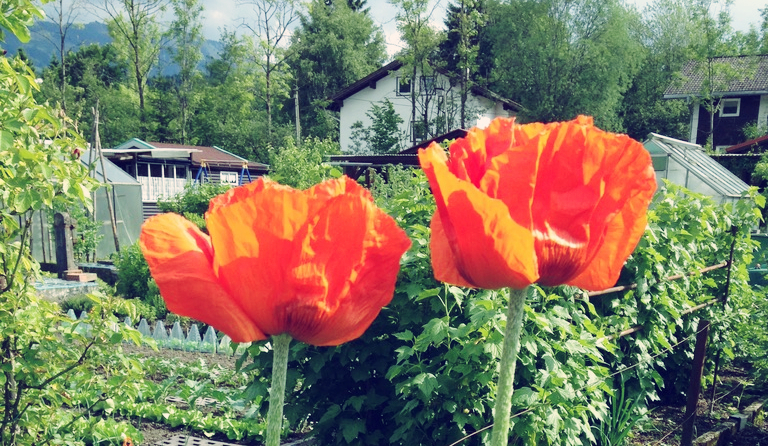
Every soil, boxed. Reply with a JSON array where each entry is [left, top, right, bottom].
[[121, 344, 767, 446], [120, 343, 247, 446], [628, 366, 768, 446]]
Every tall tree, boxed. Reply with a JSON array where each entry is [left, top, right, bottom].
[[390, 0, 443, 143], [191, 31, 268, 161], [619, 0, 702, 140], [289, 0, 386, 138], [240, 0, 300, 140], [440, 0, 486, 128], [168, 0, 204, 143], [485, 0, 643, 130], [40, 0, 85, 110], [99, 0, 167, 117], [690, 0, 743, 148]]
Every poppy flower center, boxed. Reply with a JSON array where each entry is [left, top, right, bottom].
[[533, 228, 587, 286]]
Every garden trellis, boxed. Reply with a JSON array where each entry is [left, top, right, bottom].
[[447, 230, 742, 446]]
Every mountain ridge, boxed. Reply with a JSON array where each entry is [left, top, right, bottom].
[[1, 21, 222, 76]]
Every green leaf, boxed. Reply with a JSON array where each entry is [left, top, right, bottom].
[[319, 404, 341, 424], [412, 372, 438, 399], [340, 418, 366, 443], [510, 387, 537, 406]]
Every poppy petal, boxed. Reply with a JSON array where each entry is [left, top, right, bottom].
[[206, 180, 312, 336], [429, 213, 474, 288], [288, 190, 412, 346], [139, 213, 265, 342], [419, 143, 538, 289], [568, 160, 656, 290]]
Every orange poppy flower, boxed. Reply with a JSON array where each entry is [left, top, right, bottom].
[[139, 176, 411, 346], [418, 116, 656, 291]]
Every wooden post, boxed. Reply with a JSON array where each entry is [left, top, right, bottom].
[[681, 319, 710, 446], [93, 104, 120, 253], [54, 212, 77, 279]]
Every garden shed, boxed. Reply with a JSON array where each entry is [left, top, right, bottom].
[[84, 150, 143, 259], [29, 151, 143, 264], [644, 133, 750, 204]]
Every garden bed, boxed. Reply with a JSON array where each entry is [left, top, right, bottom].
[[628, 366, 768, 446]]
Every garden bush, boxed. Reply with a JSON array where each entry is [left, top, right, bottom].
[[0, 11, 149, 441], [114, 242, 153, 300], [157, 182, 232, 217], [61, 295, 96, 315], [239, 174, 762, 446]]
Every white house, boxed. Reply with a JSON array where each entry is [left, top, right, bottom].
[[327, 60, 524, 153]]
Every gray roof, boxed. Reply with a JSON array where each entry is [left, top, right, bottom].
[[644, 133, 749, 198], [664, 55, 768, 98], [81, 149, 141, 186]]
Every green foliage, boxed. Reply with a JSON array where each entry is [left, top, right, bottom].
[[348, 99, 404, 154], [157, 181, 231, 215], [0, 8, 145, 443], [289, 0, 386, 139], [114, 242, 167, 319], [485, 0, 643, 130], [606, 182, 762, 404], [742, 121, 768, 142], [59, 205, 104, 262], [157, 182, 232, 225], [592, 374, 646, 446], [234, 175, 761, 446], [733, 285, 768, 382], [61, 294, 97, 315], [114, 242, 152, 299], [267, 136, 341, 189]]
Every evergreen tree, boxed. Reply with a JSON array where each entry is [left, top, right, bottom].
[[289, 0, 386, 139]]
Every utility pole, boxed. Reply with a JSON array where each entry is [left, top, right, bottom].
[[294, 86, 301, 145]]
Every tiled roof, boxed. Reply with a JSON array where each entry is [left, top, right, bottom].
[[725, 134, 768, 154], [664, 55, 768, 98]]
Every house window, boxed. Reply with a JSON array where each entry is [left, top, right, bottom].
[[396, 77, 411, 96], [412, 120, 428, 143], [719, 98, 741, 117], [220, 171, 239, 185], [651, 155, 668, 171], [421, 76, 437, 94]]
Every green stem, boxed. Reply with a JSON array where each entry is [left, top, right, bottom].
[[490, 286, 528, 446], [266, 333, 291, 446]]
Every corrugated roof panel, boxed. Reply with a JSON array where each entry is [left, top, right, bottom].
[[81, 150, 140, 186], [644, 134, 749, 198]]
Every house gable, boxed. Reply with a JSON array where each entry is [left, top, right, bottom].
[[328, 60, 524, 153]]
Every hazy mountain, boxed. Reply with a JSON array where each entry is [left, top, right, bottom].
[[1, 20, 223, 76]]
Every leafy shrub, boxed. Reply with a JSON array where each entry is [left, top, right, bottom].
[[115, 242, 152, 299], [267, 136, 341, 189], [61, 295, 96, 315], [239, 175, 761, 445], [157, 182, 232, 217], [112, 296, 159, 323]]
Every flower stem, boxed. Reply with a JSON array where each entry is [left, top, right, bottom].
[[490, 286, 528, 446], [266, 333, 291, 446]]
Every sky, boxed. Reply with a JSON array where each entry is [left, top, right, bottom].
[[192, 0, 767, 57]]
